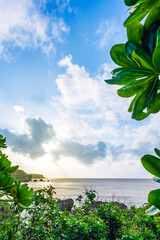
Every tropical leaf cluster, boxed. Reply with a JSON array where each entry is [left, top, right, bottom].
[[0, 134, 35, 207], [106, 0, 160, 120], [105, 0, 160, 215]]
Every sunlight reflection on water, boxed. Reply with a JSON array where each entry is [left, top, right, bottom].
[[28, 178, 159, 207]]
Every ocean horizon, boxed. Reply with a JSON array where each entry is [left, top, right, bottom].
[[28, 178, 159, 207]]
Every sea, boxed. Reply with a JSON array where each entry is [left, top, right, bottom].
[[28, 178, 160, 207]]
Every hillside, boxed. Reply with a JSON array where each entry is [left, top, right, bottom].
[[12, 170, 45, 182]]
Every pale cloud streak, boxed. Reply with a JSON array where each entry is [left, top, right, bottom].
[[0, 0, 70, 59], [96, 18, 126, 49]]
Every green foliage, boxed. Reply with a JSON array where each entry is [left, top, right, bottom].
[[1, 186, 160, 239], [0, 134, 35, 208], [124, 0, 160, 27], [106, 26, 160, 120], [105, 0, 160, 215]]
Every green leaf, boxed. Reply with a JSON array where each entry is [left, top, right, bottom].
[[0, 172, 14, 189], [125, 42, 154, 71], [152, 43, 160, 72], [132, 77, 158, 118], [125, 41, 155, 70], [143, 21, 160, 56], [106, 68, 150, 85], [146, 205, 160, 215], [148, 189, 160, 210], [110, 44, 138, 68], [0, 153, 11, 171], [124, 2, 148, 27], [144, 7, 160, 30], [143, 0, 160, 11], [132, 49, 155, 70], [124, 0, 139, 6], [146, 93, 160, 114], [141, 154, 160, 178], [117, 78, 148, 97], [0, 135, 7, 149], [156, 26, 160, 46], [5, 165, 19, 174], [127, 21, 143, 44], [155, 148, 160, 157]]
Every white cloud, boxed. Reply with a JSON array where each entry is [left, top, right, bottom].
[[1, 54, 160, 177], [0, 0, 70, 59], [96, 18, 126, 49], [13, 105, 25, 114], [51, 18, 70, 42]]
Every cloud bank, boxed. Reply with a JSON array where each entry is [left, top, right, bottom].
[[52, 141, 107, 165], [0, 117, 55, 159]]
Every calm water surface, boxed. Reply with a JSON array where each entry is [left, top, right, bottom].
[[28, 178, 160, 207]]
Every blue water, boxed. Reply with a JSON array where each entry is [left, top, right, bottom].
[[28, 178, 160, 207]]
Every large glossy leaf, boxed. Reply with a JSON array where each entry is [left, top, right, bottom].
[[124, 2, 148, 27], [105, 68, 150, 85], [146, 205, 160, 215], [110, 44, 138, 68], [132, 77, 158, 118], [117, 78, 148, 97], [131, 50, 155, 70], [148, 189, 160, 209], [125, 41, 155, 70], [127, 21, 143, 44], [141, 154, 160, 178], [146, 92, 160, 114]]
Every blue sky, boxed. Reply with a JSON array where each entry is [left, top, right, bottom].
[[0, 0, 159, 178]]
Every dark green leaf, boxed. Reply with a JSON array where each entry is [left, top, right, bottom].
[[117, 77, 148, 97], [125, 41, 155, 70], [127, 21, 143, 44], [148, 189, 160, 210], [132, 78, 158, 118], [156, 26, 160, 45], [143, 21, 160, 55], [110, 44, 138, 68], [152, 43, 160, 72], [141, 154, 160, 178], [106, 69, 150, 85], [124, 0, 139, 6], [155, 148, 160, 158]]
